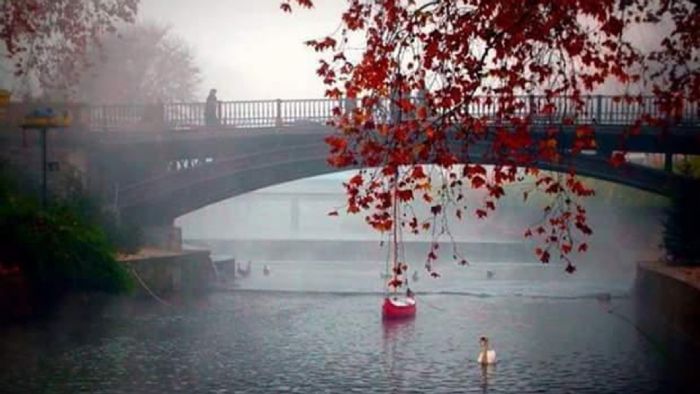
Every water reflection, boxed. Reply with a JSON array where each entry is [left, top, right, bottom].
[[382, 316, 417, 342], [479, 364, 496, 393], [381, 317, 416, 393]]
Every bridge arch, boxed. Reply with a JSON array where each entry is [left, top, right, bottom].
[[118, 140, 677, 226]]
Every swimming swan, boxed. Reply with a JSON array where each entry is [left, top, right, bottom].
[[477, 336, 497, 364]]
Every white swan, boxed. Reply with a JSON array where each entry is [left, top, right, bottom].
[[477, 336, 497, 364]]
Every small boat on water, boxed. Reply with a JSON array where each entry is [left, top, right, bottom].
[[381, 182, 417, 320], [383, 294, 416, 319]]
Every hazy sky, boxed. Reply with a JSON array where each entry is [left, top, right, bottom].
[[139, 0, 346, 101]]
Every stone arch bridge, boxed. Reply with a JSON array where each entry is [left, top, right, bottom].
[[0, 96, 697, 230]]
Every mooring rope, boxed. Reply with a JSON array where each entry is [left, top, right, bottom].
[[420, 297, 447, 311], [600, 299, 670, 360], [210, 259, 222, 282], [129, 266, 172, 307]]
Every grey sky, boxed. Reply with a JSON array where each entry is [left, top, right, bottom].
[[139, 0, 345, 101]]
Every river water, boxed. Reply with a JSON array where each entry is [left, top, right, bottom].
[[0, 259, 697, 393]]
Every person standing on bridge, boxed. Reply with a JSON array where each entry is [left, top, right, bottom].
[[205, 89, 220, 126]]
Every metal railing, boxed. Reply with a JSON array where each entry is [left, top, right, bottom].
[[3, 96, 697, 132]]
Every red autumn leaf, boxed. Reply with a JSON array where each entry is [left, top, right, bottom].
[[465, 164, 487, 177], [388, 278, 403, 288], [609, 152, 626, 167], [488, 186, 505, 199], [348, 174, 363, 186], [471, 176, 486, 189], [411, 165, 427, 179], [475, 209, 487, 219], [325, 135, 347, 152], [397, 189, 414, 202]]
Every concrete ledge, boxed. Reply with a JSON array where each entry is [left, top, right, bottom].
[[638, 261, 700, 291], [119, 249, 214, 295]]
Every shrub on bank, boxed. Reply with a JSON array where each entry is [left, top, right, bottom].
[[0, 164, 134, 297]]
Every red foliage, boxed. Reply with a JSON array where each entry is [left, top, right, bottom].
[[284, 0, 699, 273]]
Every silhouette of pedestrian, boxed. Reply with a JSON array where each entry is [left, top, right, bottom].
[[205, 89, 219, 126]]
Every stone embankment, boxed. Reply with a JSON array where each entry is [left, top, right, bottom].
[[118, 247, 215, 296], [635, 261, 700, 353]]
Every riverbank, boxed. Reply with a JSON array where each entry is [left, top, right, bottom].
[[0, 247, 215, 322]]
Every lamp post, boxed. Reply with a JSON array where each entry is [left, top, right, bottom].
[[21, 108, 71, 207]]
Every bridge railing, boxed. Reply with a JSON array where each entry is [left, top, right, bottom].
[[1, 96, 696, 132], [280, 99, 343, 126]]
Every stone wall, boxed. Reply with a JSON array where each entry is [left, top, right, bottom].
[[123, 250, 214, 296], [634, 262, 700, 354]]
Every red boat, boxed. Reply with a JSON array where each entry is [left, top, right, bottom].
[[380, 181, 417, 320], [382, 295, 417, 319]]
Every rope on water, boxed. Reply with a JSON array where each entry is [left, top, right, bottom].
[[210, 259, 222, 282], [420, 297, 447, 311], [129, 266, 172, 307], [601, 300, 670, 360]]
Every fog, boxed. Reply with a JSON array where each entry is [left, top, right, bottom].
[[177, 168, 667, 289], [138, 0, 345, 100], [139, 0, 672, 100]]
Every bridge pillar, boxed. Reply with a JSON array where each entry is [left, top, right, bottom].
[[664, 152, 673, 173], [142, 224, 182, 252], [275, 99, 283, 127]]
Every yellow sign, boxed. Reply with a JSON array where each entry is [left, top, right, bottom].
[[0, 89, 10, 106], [22, 108, 72, 129], [0, 89, 9, 123]]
